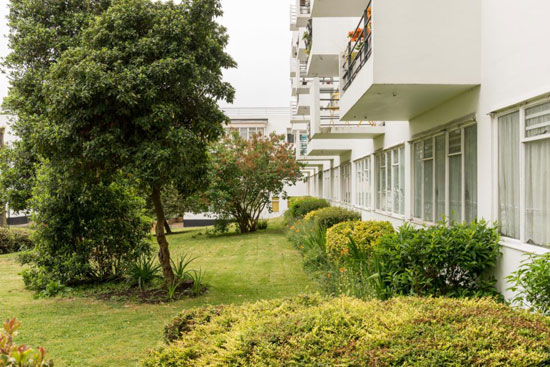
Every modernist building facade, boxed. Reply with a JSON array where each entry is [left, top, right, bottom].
[[289, 0, 550, 299]]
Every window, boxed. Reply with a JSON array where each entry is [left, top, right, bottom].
[[236, 127, 265, 140], [340, 163, 351, 204], [331, 167, 339, 201], [354, 156, 371, 208], [323, 169, 331, 199], [272, 197, 280, 213], [287, 129, 295, 144], [299, 132, 308, 156], [376, 146, 404, 215], [498, 101, 550, 247], [413, 124, 477, 223]]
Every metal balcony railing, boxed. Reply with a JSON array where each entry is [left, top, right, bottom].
[[342, 0, 372, 91], [299, 0, 311, 15]]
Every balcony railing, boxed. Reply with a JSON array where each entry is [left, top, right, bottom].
[[342, 0, 372, 91], [300, 0, 311, 15], [320, 88, 340, 124]]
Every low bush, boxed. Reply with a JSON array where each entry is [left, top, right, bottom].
[[0, 228, 34, 254], [507, 252, 550, 315], [375, 220, 501, 298], [257, 219, 268, 230], [1, 318, 53, 366], [303, 206, 360, 229], [284, 196, 329, 224], [143, 295, 550, 367], [326, 220, 394, 260]]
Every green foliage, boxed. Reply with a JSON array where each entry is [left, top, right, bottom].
[[284, 196, 329, 224], [204, 132, 302, 233], [127, 256, 161, 291], [256, 220, 268, 230], [303, 206, 360, 229], [171, 254, 197, 282], [188, 269, 206, 297], [20, 169, 152, 295], [143, 295, 550, 367], [0, 228, 33, 255], [326, 220, 394, 260], [375, 220, 501, 298], [211, 217, 232, 235], [507, 253, 550, 315], [1, 318, 53, 367]]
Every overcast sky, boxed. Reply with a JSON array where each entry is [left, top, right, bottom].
[[0, 0, 292, 113]]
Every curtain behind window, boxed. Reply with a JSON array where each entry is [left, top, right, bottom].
[[525, 139, 550, 247], [498, 112, 520, 239]]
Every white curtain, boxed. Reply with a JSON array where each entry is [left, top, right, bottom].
[[448, 129, 462, 223], [525, 139, 550, 247], [435, 135, 446, 222], [423, 139, 434, 221], [464, 125, 478, 223], [498, 112, 520, 239], [414, 142, 423, 218]]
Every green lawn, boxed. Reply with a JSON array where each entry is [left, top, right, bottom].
[[0, 220, 317, 367]]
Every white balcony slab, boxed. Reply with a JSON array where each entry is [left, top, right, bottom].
[[339, 0, 481, 121], [311, 0, 369, 18]]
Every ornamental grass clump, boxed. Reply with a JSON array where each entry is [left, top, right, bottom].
[[143, 295, 550, 367]]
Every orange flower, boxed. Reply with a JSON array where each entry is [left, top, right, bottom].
[[339, 267, 346, 273], [327, 273, 331, 278], [290, 225, 296, 230], [344, 248, 349, 254], [296, 229, 300, 233], [340, 250, 344, 256]]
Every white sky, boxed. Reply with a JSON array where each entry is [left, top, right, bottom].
[[0, 0, 292, 114]]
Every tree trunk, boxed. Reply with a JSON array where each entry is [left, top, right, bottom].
[[164, 220, 172, 234], [151, 185, 175, 284]]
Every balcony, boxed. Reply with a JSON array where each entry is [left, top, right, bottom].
[[311, 0, 368, 18], [306, 138, 352, 157], [296, 0, 311, 28], [297, 92, 312, 115], [339, 0, 481, 121], [305, 17, 361, 78], [309, 78, 385, 139]]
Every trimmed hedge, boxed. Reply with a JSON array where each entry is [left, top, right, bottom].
[[303, 206, 360, 229], [284, 196, 329, 223], [0, 227, 34, 254], [326, 220, 394, 260], [144, 295, 550, 367]]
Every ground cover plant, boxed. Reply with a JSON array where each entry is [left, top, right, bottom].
[[143, 295, 550, 367], [0, 219, 316, 367]]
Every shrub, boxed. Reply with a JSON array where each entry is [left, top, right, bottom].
[[20, 171, 153, 296], [284, 196, 329, 223], [507, 253, 550, 315], [326, 220, 394, 260], [1, 318, 53, 366], [143, 295, 550, 367], [303, 206, 360, 229], [257, 219, 268, 230], [127, 256, 161, 291], [375, 220, 501, 298], [0, 228, 34, 255]]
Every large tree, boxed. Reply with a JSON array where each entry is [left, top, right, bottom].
[[1, 0, 112, 212], [39, 0, 235, 283], [206, 132, 303, 233]]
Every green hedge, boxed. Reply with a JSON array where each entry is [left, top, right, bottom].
[[144, 295, 550, 367], [326, 220, 394, 260], [375, 220, 501, 298], [284, 196, 329, 223], [303, 206, 360, 229], [0, 228, 34, 254]]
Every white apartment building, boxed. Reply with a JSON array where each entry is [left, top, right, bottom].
[[182, 107, 307, 226], [289, 0, 550, 299]]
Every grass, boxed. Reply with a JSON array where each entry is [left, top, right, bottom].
[[0, 219, 317, 367]]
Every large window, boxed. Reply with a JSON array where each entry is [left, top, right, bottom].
[[376, 146, 405, 215], [323, 169, 331, 199], [498, 101, 550, 247], [354, 156, 371, 208], [413, 124, 477, 223], [238, 127, 265, 140], [340, 163, 351, 204]]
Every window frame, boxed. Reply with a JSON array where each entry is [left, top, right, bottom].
[[494, 98, 550, 247], [411, 122, 476, 225], [354, 155, 372, 209], [375, 145, 405, 216]]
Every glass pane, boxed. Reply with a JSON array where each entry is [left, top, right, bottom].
[[386, 152, 392, 212], [399, 147, 405, 215], [449, 129, 462, 154], [498, 112, 520, 239], [449, 154, 462, 223], [525, 102, 550, 138], [393, 162, 399, 214], [414, 142, 423, 218], [424, 159, 434, 221], [464, 125, 478, 223], [239, 128, 247, 139], [435, 135, 446, 222], [424, 138, 434, 159], [525, 139, 550, 247]]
